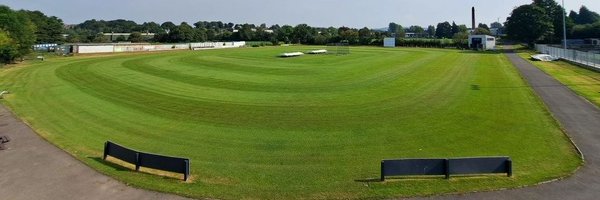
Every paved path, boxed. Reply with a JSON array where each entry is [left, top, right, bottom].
[[417, 49, 600, 200], [0, 105, 190, 200]]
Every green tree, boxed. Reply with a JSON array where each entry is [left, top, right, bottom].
[[408, 26, 425, 34], [313, 34, 327, 45], [388, 22, 398, 36], [92, 33, 110, 43], [206, 29, 218, 41], [221, 29, 233, 41], [20, 10, 64, 44], [569, 10, 579, 22], [169, 22, 196, 42], [65, 32, 81, 43], [408, 25, 425, 38], [193, 21, 207, 29], [324, 27, 338, 40], [571, 22, 600, 38], [276, 25, 293, 44], [532, 0, 565, 43], [128, 32, 144, 42], [338, 27, 358, 44], [0, 5, 36, 62], [77, 19, 107, 33], [490, 22, 503, 29], [194, 28, 207, 42], [292, 24, 314, 44], [106, 19, 138, 32], [388, 22, 404, 37], [435, 22, 452, 38], [426, 25, 435, 38], [473, 27, 491, 35], [451, 21, 459, 35], [478, 23, 490, 31], [65, 28, 92, 43], [358, 27, 372, 45], [236, 24, 255, 41], [506, 4, 553, 44], [0, 29, 18, 63], [115, 35, 127, 42], [452, 32, 469, 48], [458, 25, 469, 33], [255, 26, 271, 41], [161, 21, 176, 33], [140, 22, 164, 33], [574, 6, 600, 24]]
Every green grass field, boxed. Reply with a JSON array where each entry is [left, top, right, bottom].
[[519, 52, 600, 107], [0, 46, 581, 199]]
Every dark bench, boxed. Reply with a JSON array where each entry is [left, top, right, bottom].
[[0, 135, 10, 150], [103, 141, 190, 181], [381, 157, 512, 181]]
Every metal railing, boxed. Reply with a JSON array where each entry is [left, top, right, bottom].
[[535, 44, 600, 70]]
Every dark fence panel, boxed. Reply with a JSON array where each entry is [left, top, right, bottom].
[[449, 157, 511, 176], [381, 159, 446, 181], [103, 141, 190, 181], [103, 142, 138, 164], [138, 153, 190, 180], [381, 157, 511, 181]]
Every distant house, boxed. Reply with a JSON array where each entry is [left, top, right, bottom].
[[468, 35, 496, 50], [232, 29, 274, 33], [404, 32, 428, 38]]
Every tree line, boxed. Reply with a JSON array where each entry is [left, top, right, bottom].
[[68, 20, 488, 46], [3, 1, 600, 64], [506, 0, 600, 45], [0, 3, 507, 64], [0, 3, 483, 63], [1, 5, 64, 63]]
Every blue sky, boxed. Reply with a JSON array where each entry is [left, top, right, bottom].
[[3, 0, 600, 28]]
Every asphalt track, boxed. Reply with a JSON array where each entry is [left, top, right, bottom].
[[0, 105, 190, 200], [1, 48, 599, 199]]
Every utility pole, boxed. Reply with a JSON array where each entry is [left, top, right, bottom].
[[562, 0, 567, 49]]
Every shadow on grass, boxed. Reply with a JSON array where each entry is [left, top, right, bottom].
[[88, 156, 185, 182], [88, 156, 133, 172], [355, 176, 447, 183], [470, 84, 600, 89], [470, 84, 531, 90], [459, 50, 504, 55], [458, 48, 520, 54], [354, 178, 382, 183]]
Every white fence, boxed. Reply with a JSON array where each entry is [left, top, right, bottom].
[[77, 45, 114, 54], [74, 41, 246, 54], [535, 44, 600, 69]]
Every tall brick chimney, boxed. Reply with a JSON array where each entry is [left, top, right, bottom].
[[472, 7, 476, 30]]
